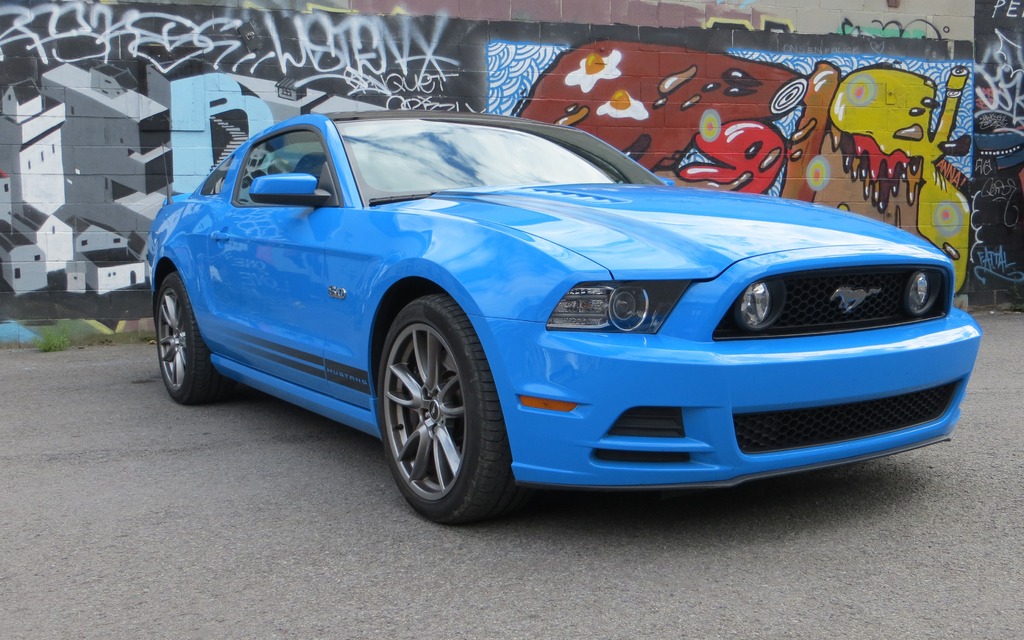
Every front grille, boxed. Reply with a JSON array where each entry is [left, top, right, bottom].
[[734, 381, 959, 454], [779, 271, 905, 326], [714, 267, 947, 339]]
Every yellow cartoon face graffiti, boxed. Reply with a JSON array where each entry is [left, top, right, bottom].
[[825, 66, 970, 290]]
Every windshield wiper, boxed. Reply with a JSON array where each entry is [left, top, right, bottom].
[[368, 192, 437, 206]]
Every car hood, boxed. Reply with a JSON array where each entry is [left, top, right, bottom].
[[432, 184, 933, 279]]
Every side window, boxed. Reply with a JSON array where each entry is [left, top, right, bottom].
[[199, 156, 233, 196], [235, 129, 329, 206]]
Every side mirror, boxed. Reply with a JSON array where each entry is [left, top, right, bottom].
[[249, 173, 332, 207]]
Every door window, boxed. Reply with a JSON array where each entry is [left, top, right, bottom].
[[234, 129, 329, 206]]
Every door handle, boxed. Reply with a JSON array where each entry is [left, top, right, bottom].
[[211, 230, 230, 243]]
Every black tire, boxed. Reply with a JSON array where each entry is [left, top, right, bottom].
[[154, 272, 235, 404], [377, 294, 531, 523]]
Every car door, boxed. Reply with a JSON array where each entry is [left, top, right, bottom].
[[205, 127, 336, 393]]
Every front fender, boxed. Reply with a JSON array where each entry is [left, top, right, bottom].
[[148, 200, 218, 318], [349, 202, 614, 323]]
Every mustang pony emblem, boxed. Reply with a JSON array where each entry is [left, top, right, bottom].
[[831, 286, 882, 313]]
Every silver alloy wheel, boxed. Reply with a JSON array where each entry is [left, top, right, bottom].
[[157, 287, 187, 391], [381, 322, 466, 501]]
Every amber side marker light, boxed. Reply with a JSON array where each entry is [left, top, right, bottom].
[[519, 395, 579, 412]]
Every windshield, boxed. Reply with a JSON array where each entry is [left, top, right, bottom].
[[334, 118, 657, 205]]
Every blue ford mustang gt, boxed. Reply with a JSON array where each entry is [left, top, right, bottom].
[[148, 111, 981, 523]]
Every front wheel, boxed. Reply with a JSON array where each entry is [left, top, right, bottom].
[[378, 295, 530, 523]]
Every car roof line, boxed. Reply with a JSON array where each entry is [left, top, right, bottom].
[[327, 110, 545, 126]]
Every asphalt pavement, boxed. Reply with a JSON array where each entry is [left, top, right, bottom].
[[1, 312, 1021, 639]]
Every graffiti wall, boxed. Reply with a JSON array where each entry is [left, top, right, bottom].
[[514, 40, 974, 290], [0, 1, 997, 339], [973, 0, 1024, 302]]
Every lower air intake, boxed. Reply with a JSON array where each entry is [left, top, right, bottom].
[[734, 381, 959, 454]]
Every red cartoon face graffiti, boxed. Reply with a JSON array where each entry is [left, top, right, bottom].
[[676, 116, 787, 193]]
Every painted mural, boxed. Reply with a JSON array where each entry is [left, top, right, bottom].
[[0, 0, 1014, 338], [0, 1, 474, 332], [972, 0, 1024, 297], [512, 43, 974, 290]]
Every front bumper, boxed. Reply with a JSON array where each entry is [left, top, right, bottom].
[[482, 310, 981, 488]]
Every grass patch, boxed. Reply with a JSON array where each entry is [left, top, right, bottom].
[[34, 325, 73, 352]]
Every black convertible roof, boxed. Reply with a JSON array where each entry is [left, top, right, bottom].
[[327, 110, 564, 134]]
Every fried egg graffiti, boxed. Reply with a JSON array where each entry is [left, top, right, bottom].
[[565, 50, 622, 93], [596, 89, 649, 120]]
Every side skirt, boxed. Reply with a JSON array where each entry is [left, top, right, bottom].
[[212, 354, 380, 437]]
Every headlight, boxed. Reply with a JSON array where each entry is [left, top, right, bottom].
[[547, 281, 688, 333], [905, 270, 939, 316], [734, 280, 785, 331], [609, 286, 649, 331]]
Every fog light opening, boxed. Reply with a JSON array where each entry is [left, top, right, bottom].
[[905, 270, 938, 317], [735, 280, 784, 331]]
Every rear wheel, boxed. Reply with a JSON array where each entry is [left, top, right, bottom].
[[378, 294, 530, 523], [155, 272, 234, 404]]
